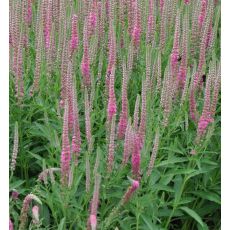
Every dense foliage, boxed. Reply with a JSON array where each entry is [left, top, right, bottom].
[[9, 0, 221, 229]]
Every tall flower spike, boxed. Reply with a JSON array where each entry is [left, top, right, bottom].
[[26, 0, 32, 25], [106, 24, 116, 87], [93, 148, 101, 175], [197, 70, 214, 139], [60, 100, 71, 186], [138, 79, 147, 147], [146, 0, 154, 44], [178, 8, 189, 89], [107, 66, 117, 122], [117, 61, 128, 139], [211, 63, 221, 116], [45, 0, 52, 50], [193, 1, 213, 89], [86, 153, 91, 193], [71, 82, 81, 164], [127, 42, 134, 77], [88, 1, 97, 37], [133, 94, 140, 131], [160, 0, 164, 16], [198, 0, 208, 29], [170, 9, 180, 79], [10, 122, 19, 174], [88, 174, 101, 230], [146, 46, 152, 93], [132, 132, 142, 180], [181, 67, 191, 105], [19, 194, 42, 230], [81, 20, 91, 87], [32, 206, 39, 225], [16, 33, 24, 102], [160, 1, 166, 52], [67, 61, 74, 131], [131, 0, 141, 48], [38, 168, 61, 184], [69, 14, 79, 56], [104, 177, 139, 228], [122, 120, 133, 166], [107, 115, 116, 173], [147, 130, 160, 177], [156, 52, 162, 93], [85, 88, 92, 152], [123, 178, 140, 204], [30, 22, 43, 96]]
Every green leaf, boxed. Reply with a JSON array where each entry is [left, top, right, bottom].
[[179, 206, 205, 227], [58, 217, 66, 230], [157, 157, 188, 167], [191, 191, 221, 205], [10, 180, 25, 191], [141, 215, 154, 230]]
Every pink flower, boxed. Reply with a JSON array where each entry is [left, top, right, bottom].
[[117, 63, 128, 139], [171, 11, 180, 77], [122, 122, 133, 165], [123, 178, 140, 204], [138, 80, 147, 147], [189, 87, 197, 121], [90, 215, 97, 230], [178, 67, 187, 89], [132, 24, 141, 47], [198, 113, 214, 136], [19, 194, 42, 229], [89, 12, 97, 29], [198, 0, 207, 28], [132, 133, 141, 179], [81, 57, 91, 86], [44, 1, 52, 49], [71, 84, 81, 162], [184, 0, 190, 4], [12, 190, 19, 200], [160, 0, 164, 15], [87, 174, 101, 230], [107, 67, 117, 121], [26, 0, 32, 24], [61, 101, 71, 185], [70, 15, 79, 53], [32, 205, 39, 225], [107, 115, 116, 173], [9, 219, 14, 230], [190, 149, 196, 155]]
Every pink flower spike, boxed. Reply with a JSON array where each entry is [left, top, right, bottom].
[[60, 100, 71, 186], [90, 215, 97, 230], [9, 219, 14, 230], [198, 0, 207, 29], [32, 205, 40, 225], [123, 177, 140, 204], [117, 62, 128, 139], [107, 67, 117, 122], [12, 190, 19, 200], [70, 15, 79, 54], [26, 0, 32, 25], [131, 133, 141, 179]]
